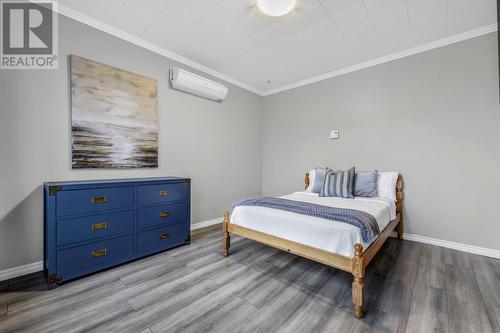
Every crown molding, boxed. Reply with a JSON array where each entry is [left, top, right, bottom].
[[49, 3, 497, 98], [262, 23, 498, 96], [53, 3, 265, 96]]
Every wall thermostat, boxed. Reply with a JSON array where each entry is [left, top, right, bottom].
[[330, 130, 339, 139]]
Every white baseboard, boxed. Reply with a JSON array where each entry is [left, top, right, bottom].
[[194, 219, 500, 259], [402, 233, 500, 259], [191, 217, 222, 230], [0, 218, 223, 282], [3, 222, 498, 282], [0, 261, 43, 282]]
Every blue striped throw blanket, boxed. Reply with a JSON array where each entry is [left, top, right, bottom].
[[233, 197, 380, 243]]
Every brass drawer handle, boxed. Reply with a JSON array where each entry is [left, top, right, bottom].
[[91, 248, 107, 257], [91, 196, 108, 204], [159, 211, 170, 218], [160, 191, 170, 197], [91, 222, 107, 231], [160, 233, 170, 240]]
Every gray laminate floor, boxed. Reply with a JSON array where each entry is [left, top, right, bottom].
[[1, 228, 499, 333]]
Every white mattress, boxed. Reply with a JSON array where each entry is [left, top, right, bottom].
[[231, 192, 396, 258]]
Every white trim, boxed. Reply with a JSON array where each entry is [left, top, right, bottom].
[[48, 3, 497, 97], [262, 23, 498, 96], [0, 217, 222, 282], [0, 218, 223, 281], [0, 261, 43, 282], [402, 233, 500, 260], [191, 218, 500, 259], [2, 229, 499, 281], [53, 4, 264, 96], [191, 217, 222, 230]]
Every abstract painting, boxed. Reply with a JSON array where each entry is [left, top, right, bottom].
[[70, 55, 158, 168]]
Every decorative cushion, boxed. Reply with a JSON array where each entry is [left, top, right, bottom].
[[308, 167, 328, 194], [320, 167, 355, 198], [354, 171, 378, 197], [377, 172, 399, 202]]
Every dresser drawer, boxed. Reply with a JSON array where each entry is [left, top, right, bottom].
[[138, 182, 188, 207], [137, 223, 189, 254], [57, 187, 134, 216], [57, 235, 133, 275], [45, 177, 191, 284], [138, 202, 188, 229], [57, 211, 134, 246]]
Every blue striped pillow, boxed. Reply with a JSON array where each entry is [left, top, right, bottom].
[[320, 167, 355, 198]]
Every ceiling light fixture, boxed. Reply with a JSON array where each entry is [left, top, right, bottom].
[[256, 0, 297, 17]]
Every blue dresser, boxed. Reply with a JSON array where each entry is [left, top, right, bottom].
[[44, 177, 190, 285]]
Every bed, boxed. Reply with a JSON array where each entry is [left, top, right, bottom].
[[222, 173, 404, 318]]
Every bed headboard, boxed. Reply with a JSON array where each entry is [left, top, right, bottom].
[[304, 173, 404, 212], [305, 173, 310, 191], [395, 175, 403, 213]]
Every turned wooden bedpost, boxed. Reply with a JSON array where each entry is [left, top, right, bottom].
[[223, 212, 231, 257], [352, 243, 365, 319], [396, 175, 404, 240]]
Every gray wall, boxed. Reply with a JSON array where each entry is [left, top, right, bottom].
[[0, 15, 262, 270], [1, 14, 498, 272], [262, 33, 500, 251]]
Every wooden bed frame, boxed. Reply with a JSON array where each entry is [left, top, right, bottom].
[[222, 173, 403, 318]]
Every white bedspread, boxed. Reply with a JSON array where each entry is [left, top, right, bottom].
[[230, 192, 395, 258]]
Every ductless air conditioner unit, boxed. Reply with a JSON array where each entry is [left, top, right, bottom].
[[169, 68, 228, 102]]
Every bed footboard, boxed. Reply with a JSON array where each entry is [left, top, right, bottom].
[[352, 243, 365, 319], [221, 173, 403, 319], [222, 212, 400, 319]]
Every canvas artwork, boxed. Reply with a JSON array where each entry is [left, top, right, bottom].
[[70, 55, 158, 168]]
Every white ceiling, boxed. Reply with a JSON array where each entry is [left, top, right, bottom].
[[58, 0, 497, 95]]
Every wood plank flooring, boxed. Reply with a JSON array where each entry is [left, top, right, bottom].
[[0, 228, 499, 333]]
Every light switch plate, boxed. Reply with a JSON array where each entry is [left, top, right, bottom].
[[330, 130, 339, 139]]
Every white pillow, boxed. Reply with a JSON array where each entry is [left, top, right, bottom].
[[306, 169, 315, 192], [377, 172, 399, 202]]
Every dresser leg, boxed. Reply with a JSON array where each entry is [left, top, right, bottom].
[[46, 273, 62, 290], [47, 282, 60, 290]]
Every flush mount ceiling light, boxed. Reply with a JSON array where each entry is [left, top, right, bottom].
[[256, 0, 297, 17]]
